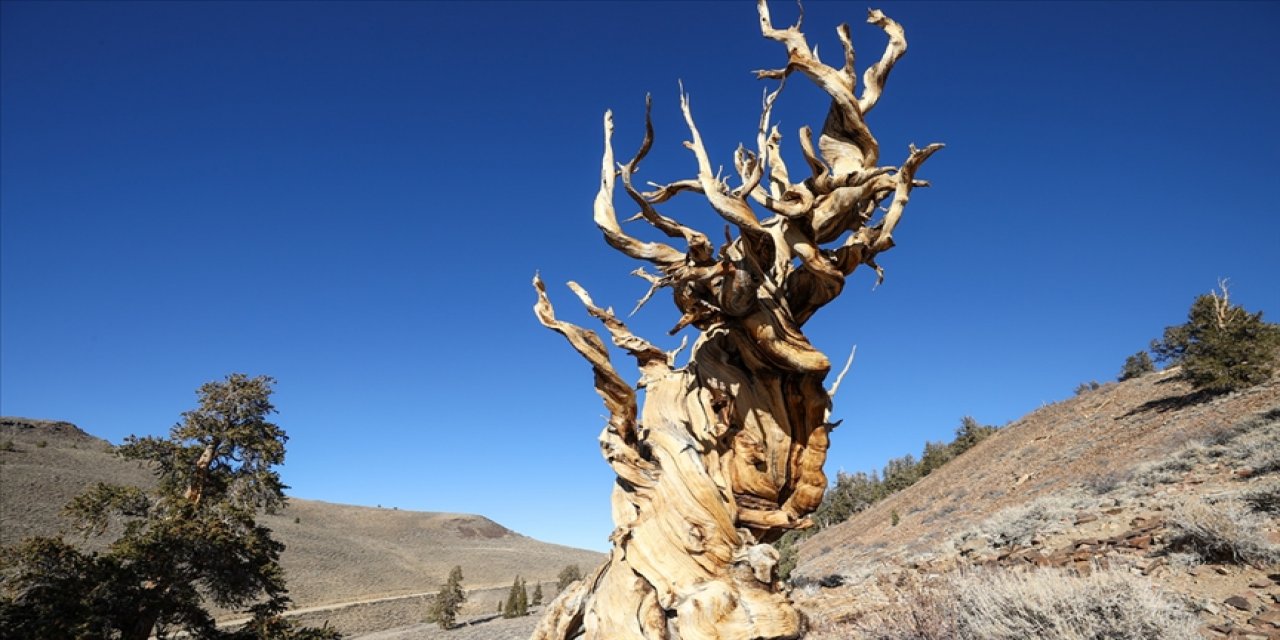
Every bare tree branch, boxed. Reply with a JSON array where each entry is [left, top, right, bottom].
[[593, 111, 684, 267], [532, 274, 638, 443], [859, 9, 907, 114]]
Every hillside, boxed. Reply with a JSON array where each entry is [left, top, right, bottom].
[[0, 417, 603, 631], [790, 372, 1280, 639]]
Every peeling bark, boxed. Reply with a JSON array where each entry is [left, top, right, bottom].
[[533, 3, 940, 638]]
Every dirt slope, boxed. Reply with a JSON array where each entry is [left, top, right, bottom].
[[0, 417, 603, 616], [791, 372, 1280, 638]]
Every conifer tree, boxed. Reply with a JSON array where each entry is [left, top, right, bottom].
[[426, 565, 466, 629], [953, 416, 996, 454], [1118, 351, 1155, 381], [517, 577, 529, 615], [919, 441, 955, 476], [533, 582, 543, 606], [503, 576, 529, 618], [0, 373, 337, 640], [1152, 282, 1280, 393]]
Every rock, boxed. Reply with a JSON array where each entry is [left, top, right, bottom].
[[1253, 610, 1280, 627], [1075, 512, 1098, 525], [1238, 467, 1256, 479], [1140, 558, 1166, 576], [1206, 623, 1235, 636], [1251, 579, 1274, 589], [1226, 595, 1255, 612], [1128, 534, 1153, 549]]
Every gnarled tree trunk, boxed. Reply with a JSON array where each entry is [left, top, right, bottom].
[[532, 3, 940, 638]]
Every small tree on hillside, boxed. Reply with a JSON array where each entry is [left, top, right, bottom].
[[918, 440, 955, 477], [532, 582, 543, 606], [426, 565, 466, 630], [503, 576, 528, 618], [555, 564, 581, 592], [953, 416, 996, 454], [0, 373, 336, 640], [1119, 351, 1155, 381], [1152, 282, 1280, 394], [881, 454, 921, 493]]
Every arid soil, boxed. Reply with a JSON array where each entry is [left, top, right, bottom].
[[790, 371, 1280, 639]]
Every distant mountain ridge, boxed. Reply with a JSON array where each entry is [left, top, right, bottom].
[[0, 416, 103, 445]]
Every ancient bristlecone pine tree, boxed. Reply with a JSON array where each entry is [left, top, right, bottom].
[[532, 3, 941, 638]]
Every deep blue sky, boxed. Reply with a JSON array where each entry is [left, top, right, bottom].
[[3, 1, 1277, 553]]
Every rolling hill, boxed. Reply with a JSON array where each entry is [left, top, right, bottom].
[[0, 417, 603, 633]]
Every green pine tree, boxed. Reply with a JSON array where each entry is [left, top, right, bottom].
[[518, 577, 529, 615], [1152, 282, 1280, 393], [532, 582, 543, 606], [426, 565, 466, 629], [1118, 350, 1155, 381], [499, 578, 519, 616], [0, 373, 338, 640], [952, 416, 996, 454]]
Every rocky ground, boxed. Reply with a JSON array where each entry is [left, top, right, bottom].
[[791, 375, 1280, 639]]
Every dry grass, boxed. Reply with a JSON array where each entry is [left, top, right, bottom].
[[1240, 480, 1280, 515], [856, 568, 1200, 640], [951, 493, 1084, 550], [1164, 498, 1280, 569]]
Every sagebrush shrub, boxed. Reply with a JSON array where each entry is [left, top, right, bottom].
[[1241, 482, 1280, 515], [858, 568, 1199, 640], [1165, 499, 1280, 568]]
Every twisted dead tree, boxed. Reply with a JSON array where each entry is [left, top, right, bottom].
[[532, 2, 940, 638]]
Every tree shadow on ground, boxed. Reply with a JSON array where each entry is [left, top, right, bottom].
[[1119, 379, 1221, 417]]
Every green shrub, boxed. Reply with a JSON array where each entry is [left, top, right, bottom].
[[556, 564, 581, 592], [1073, 381, 1101, 395]]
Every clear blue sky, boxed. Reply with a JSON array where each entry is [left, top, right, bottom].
[[3, 1, 1277, 553]]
